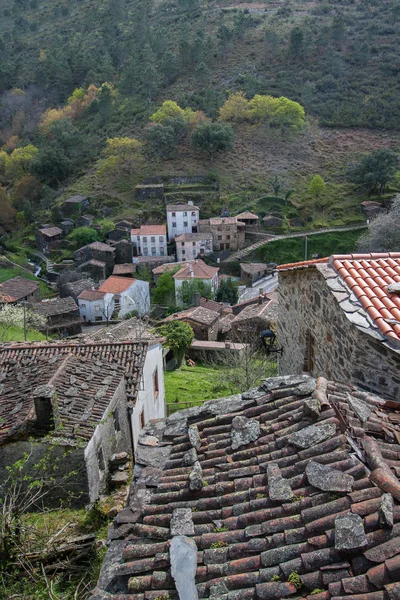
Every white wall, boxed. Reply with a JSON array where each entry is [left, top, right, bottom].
[[167, 209, 199, 241], [122, 280, 150, 316], [78, 294, 113, 322], [176, 238, 213, 262], [131, 234, 167, 257], [130, 343, 165, 449]]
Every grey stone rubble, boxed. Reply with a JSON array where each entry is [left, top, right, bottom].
[[170, 536, 199, 600], [170, 508, 195, 536], [230, 415, 261, 450], [335, 514, 368, 551], [289, 423, 336, 450], [387, 282, 400, 294], [183, 447, 198, 466], [347, 393, 372, 423], [188, 424, 201, 450], [267, 463, 294, 501], [303, 396, 321, 419], [189, 460, 203, 492], [306, 460, 354, 492], [380, 493, 394, 528]]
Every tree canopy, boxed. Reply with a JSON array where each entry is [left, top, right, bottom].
[[191, 121, 234, 160], [348, 149, 399, 196], [357, 195, 400, 252], [162, 320, 194, 368]]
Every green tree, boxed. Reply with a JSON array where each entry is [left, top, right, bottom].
[[215, 278, 238, 304], [68, 227, 100, 247], [308, 175, 326, 199], [348, 149, 399, 196], [31, 147, 72, 186], [150, 100, 186, 123], [0, 186, 16, 233], [5, 145, 39, 181], [12, 174, 42, 210], [218, 91, 250, 122], [179, 280, 213, 306], [152, 271, 176, 306], [289, 26, 304, 57], [135, 265, 152, 282], [191, 122, 234, 161], [272, 97, 305, 133], [163, 320, 194, 368], [143, 123, 178, 160]]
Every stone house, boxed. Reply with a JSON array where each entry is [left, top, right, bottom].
[[229, 295, 277, 337], [240, 262, 268, 285], [59, 277, 96, 302], [112, 239, 133, 264], [62, 195, 90, 216], [0, 276, 40, 304], [167, 202, 200, 241], [173, 260, 219, 306], [199, 217, 245, 252], [236, 211, 259, 230], [0, 340, 149, 506], [112, 263, 137, 278], [161, 305, 220, 341], [93, 374, 400, 599], [278, 252, 400, 401], [175, 232, 213, 262], [130, 225, 167, 257], [78, 276, 150, 322], [35, 226, 63, 254], [74, 241, 115, 280], [32, 297, 83, 337]]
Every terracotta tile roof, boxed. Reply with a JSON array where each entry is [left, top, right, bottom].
[[38, 226, 63, 237], [236, 211, 259, 220], [112, 263, 137, 276], [32, 297, 78, 317], [93, 375, 400, 599], [175, 233, 213, 242], [131, 225, 167, 236], [152, 261, 183, 275], [162, 306, 220, 327], [78, 289, 106, 301], [0, 276, 40, 303], [199, 297, 229, 314], [209, 217, 245, 226], [167, 204, 200, 212], [173, 259, 219, 280], [0, 341, 147, 443], [277, 257, 330, 271], [98, 276, 136, 294], [330, 253, 400, 342]]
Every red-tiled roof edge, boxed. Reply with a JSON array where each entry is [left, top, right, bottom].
[[277, 257, 330, 271], [329, 252, 400, 262]]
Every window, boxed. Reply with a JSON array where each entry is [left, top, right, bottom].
[[183, 221, 188, 227], [95, 305, 100, 312], [218, 235, 222, 241], [160, 248, 165, 255], [81, 303, 86, 308], [151, 247, 156, 255], [304, 332, 315, 373], [113, 409, 120, 432], [192, 241, 196, 246], [95, 316, 103, 322], [140, 409, 145, 429], [151, 236, 155, 242], [226, 243, 230, 249], [183, 211, 187, 217], [137, 236, 140, 240], [153, 369, 159, 398], [227, 226, 231, 231], [114, 296, 120, 308], [97, 446, 105, 472], [191, 211, 196, 216], [143, 248, 148, 255], [159, 236, 163, 242], [172, 212, 176, 217], [172, 222, 177, 228], [182, 249, 186, 255], [227, 235, 231, 240], [143, 236, 147, 242]]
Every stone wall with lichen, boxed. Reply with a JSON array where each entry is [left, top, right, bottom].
[[278, 268, 400, 401]]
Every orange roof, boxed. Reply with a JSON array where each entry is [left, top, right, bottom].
[[98, 276, 136, 294], [330, 252, 400, 342], [173, 259, 219, 280], [78, 289, 107, 301], [277, 257, 329, 271], [131, 225, 166, 236]]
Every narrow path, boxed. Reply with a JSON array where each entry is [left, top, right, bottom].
[[224, 224, 368, 262]]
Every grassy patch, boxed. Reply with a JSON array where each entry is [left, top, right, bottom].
[[165, 363, 239, 410], [252, 229, 364, 264], [0, 263, 53, 298], [0, 325, 46, 342]]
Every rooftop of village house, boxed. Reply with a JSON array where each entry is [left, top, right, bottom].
[[130, 225, 167, 236], [175, 232, 213, 242], [0, 276, 40, 303], [84, 316, 162, 344], [162, 306, 220, 327], [38, 226, 63, 237], [235, 211, 259, 220], [112, 263, 137, 276], [91, 373, 400, 600], [278, 252, 400, 348], [0, 340, 148, 443], [167, 203, 200, 212], [32, 296, 79, 318], [173, 259, 219, 281]]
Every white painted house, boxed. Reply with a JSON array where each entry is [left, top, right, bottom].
[[78, 276, 150, 322], [167, 202, 200, 241], [130, 225, 167, 257], [175, 232, 213, 262], [173, 259, 219, 306]]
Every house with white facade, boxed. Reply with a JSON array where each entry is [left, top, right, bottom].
[[175, 232, 213, 262], [173, 259, 219, 306], [166, 202, 200, 241], [130, 225, 167, 258], [78, 276, 150, 322]]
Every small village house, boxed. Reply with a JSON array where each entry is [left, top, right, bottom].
[[199, 217, 245, 252], [167, 202, 200, 241], [175, 232, 213, 262], [235, 210, 259, 230], [35, 226, 63, 254], [112, 263, 137, 277], [74, 241, 116, 280], [130, 224, 167, 257], [162, 305, 220, 341], [0, 330, 165, 506], [78, 276, 150, 322], [0, 276, 40, 305], [240, 262, 268, 285], [173, 260, 219, 306], [278, 252, 400, 400], [32, 297, 83, 337], [62, 194, 90, 216]]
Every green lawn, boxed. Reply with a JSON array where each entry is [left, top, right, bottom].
[[165, 364, 239, 413], [252, 230, 364, 265], [0, 325, 46, 342]]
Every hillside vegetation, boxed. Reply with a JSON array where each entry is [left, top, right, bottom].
[[0, 0, 400, 262]]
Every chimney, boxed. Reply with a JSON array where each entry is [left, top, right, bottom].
[[188, 201, 194, 206], [189, 263, 194, 278], [32, 384, 56, 433], [193, 292, 201, 306], [258, 289, 263, 305]]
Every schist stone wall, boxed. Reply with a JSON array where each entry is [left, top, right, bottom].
[[278, 268, 400, 401]]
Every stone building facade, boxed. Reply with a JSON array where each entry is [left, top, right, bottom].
[[278, 257, 400, 401], [199, 217, 245, 252], [74, 242, 115, 279]]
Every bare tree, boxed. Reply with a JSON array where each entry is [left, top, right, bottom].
[[357, 195, 400, 252]]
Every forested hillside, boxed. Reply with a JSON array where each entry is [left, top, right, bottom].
[[1, 0, 400, 248]]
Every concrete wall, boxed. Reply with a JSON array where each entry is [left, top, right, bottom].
[[176, 238, 213, 262], [85, 378, 132, 503], [278, 268, 400, 401], [131, 343, 165, 449], [167, 209, 199, 241]]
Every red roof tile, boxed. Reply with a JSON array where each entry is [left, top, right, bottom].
[[277, 257, 330, 271], [173, 259, 219, 280], [78, 289, 106, 301], [98, 276, 136, 294], [131, 225, 166, 236]]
